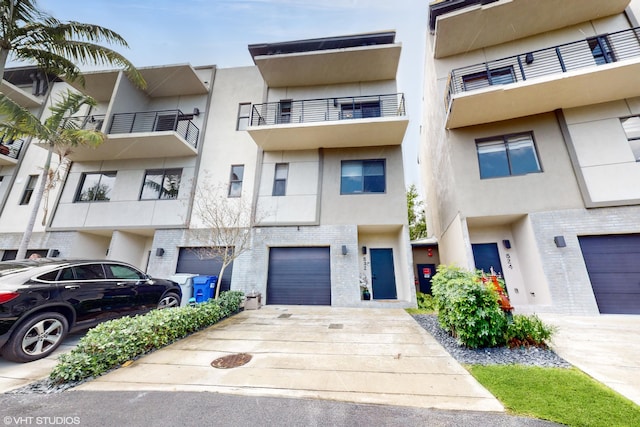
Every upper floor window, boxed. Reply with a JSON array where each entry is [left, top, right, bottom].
[[588, 36, 615, 65], [340, 101, 381, 119], [476, 132, 541, 179], [75, 172, 116, 202], [228, 165, 244, 197], [463, 66, 516, 91], [341, 160, 385, 194], [237, 103, 251, 131], [621, 116, 640, 161], [19, 175, 38, 205], [272, 163, 288, 196], [140, 169, 182, 200]]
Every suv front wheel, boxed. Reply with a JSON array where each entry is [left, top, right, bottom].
[[1, 312, 69, 363]]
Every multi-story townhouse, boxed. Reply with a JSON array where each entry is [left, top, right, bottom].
[[0, 31, 416, 307], [422, 0, 640, 314], [0, 67, 59, 258]]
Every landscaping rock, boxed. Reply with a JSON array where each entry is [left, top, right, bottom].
[[414, 314, 572, 368]]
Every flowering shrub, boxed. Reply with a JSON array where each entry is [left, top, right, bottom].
[[431, 265, 555, 349]]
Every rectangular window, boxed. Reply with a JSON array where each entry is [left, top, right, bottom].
[[272, 163, 288, 196], [75, 172, 116, 202], [228, 165, 244, 197], [476, 132, 542, 179], [340, 160, 386, 194], [462, 66, 516, 91], [340, 101, 381, 119], [621, 116, 640, 161], [20, 175, 38, 205], [140, 169, 182, 200], [237, 103, 251, 130], [588, 36, 615, 65]]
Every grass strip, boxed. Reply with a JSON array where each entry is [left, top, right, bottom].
[[468, 364, 640, 427]]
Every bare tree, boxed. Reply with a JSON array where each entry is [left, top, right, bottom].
[[190, 181, 256, 299]]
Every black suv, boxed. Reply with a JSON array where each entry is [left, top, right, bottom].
[[0, 259, 181, 362]]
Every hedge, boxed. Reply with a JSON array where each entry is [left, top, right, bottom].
[[50, 291, 244, 384]]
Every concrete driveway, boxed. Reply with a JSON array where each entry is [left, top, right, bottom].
[[0, 332, 84, 393], [74, 306, 504, 412], [539, 313, 640, 406]]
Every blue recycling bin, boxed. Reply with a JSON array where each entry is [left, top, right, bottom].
[[192, 275, 218, 303]]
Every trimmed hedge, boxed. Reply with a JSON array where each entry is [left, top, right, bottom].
[[50, 291, 244, 384]]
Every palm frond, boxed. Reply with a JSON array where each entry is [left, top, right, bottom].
[[45, 90, 97, 129], [0, 91, 48, 138]]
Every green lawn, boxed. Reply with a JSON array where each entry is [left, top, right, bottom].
[[468, 365, 640, 427]]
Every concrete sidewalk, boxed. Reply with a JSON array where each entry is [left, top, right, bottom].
[[75, 306, 503, 412], [539, 313, 640, 406]]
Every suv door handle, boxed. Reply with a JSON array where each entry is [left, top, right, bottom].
[[64, 285, 80, 289], [116, 282, 129, 286]]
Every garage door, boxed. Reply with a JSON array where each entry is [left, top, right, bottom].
[[579, 234, 640, 314], [267, 247, 331, 305], [176, 248, 232, 293]]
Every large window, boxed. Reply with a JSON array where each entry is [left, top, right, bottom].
[[340, 101, 381, 119], [19, 175, 38, 205], [621, 116, 640, 161], [272, 163, 288, 196], [462, 66, 516, 91], [228, 165, 244, 197], [236, 103, 251, 131], [140, 169, 182, 200], [476, 132, 542, 179], [588, 36, 615, 65], [340, 160, 385, 194], [75, 172, 116, 202]]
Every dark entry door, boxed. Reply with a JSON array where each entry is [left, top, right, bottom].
[[370, 248, 397, 300], [416, 263, 436, 294], [472, 243, 504, 277]]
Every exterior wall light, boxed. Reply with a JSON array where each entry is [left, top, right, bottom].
[[156, 248, 165, 257], [554, 236, 566, 248], [341, 245, 348, 255]]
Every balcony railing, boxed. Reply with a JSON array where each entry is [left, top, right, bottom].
[[61, 114, 106, 132], [445, 27, 640, 110], [108, 110, 199, 148], [250, 93, 405, 127], [0, 137, 25, 160]]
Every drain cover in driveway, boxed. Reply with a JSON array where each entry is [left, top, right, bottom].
[[278, 313, 292, 318], [211, 353, 252, 369]]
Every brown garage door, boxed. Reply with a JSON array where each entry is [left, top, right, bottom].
[[578, 234, 640, 314], [267, 247, 331, 305]]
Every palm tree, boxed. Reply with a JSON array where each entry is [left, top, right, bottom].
[[0, 90, 105, 259], [0, 0, 145, 259], [0, 0, 145, 87]]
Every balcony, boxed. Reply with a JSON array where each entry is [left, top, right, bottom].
[[445, 27, 640, 128], [0, 137, 25, 165], [249, 32, 401, 87], [61, 110, 199, 161], [430, 0, 631, 58], [247, 93, 408, 150]]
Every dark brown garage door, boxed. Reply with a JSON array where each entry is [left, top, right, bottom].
[[267, 247, 331, 305], [176, 248, 232, 293], [578, 234, 640, 314]]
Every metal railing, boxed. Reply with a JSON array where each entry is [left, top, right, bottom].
[[445, 26, 640, 110], [250, 93, 406, 127], [60, 114, 106, 132], [0, 137, 25, 160], [108, 110, 199, 148]]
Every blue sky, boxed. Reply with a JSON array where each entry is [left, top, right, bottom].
[[35, 0, 427, 186]]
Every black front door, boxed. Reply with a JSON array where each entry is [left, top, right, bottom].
[[416, 263, 436, 294], [370, 248, 397, 300], [472, 243, 504, 277]]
